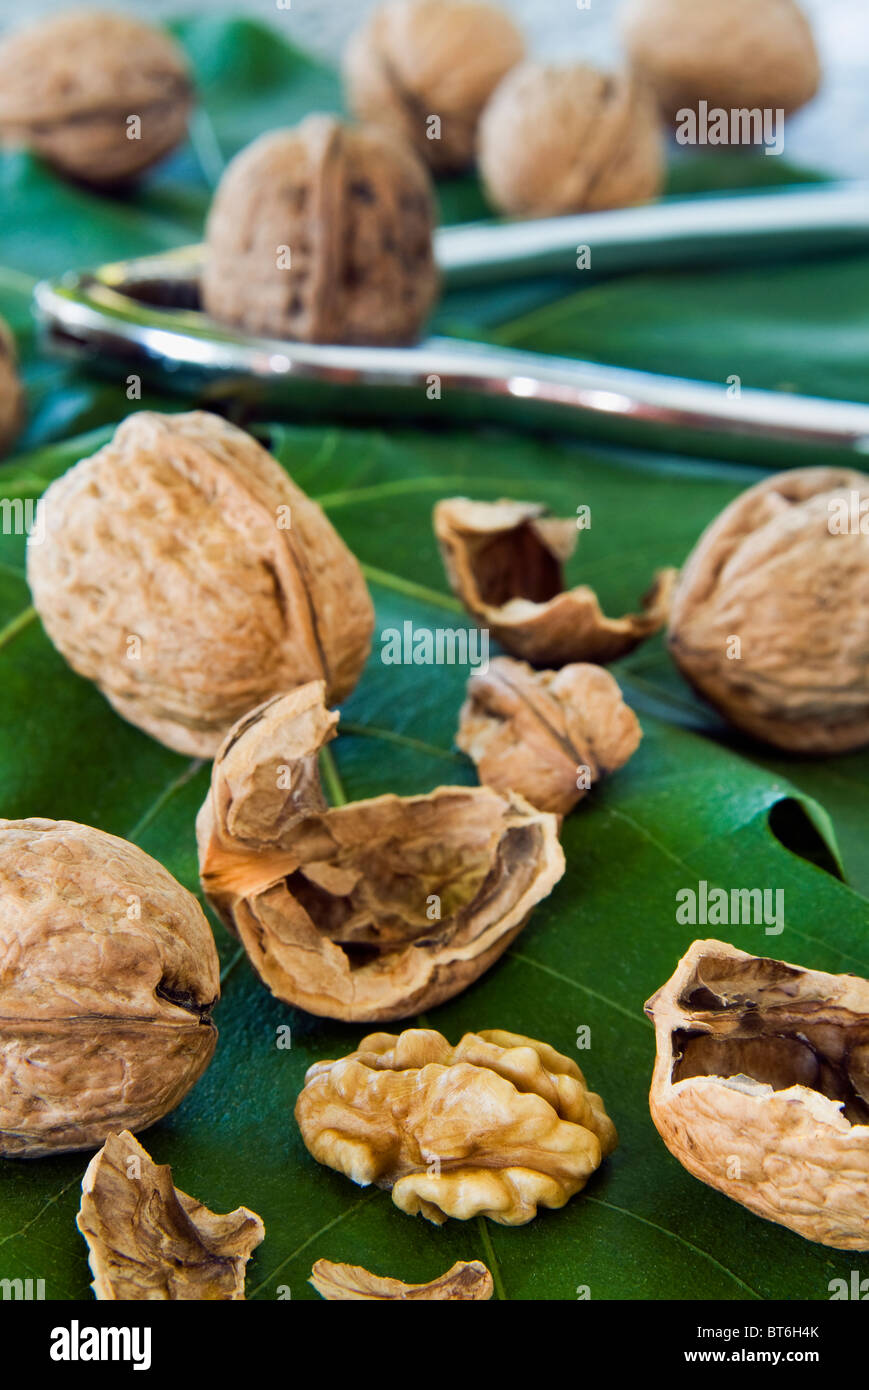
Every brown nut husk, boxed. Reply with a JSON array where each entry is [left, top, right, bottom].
[[27, 410, 374, 757], [296, 1027, 617, 1224], [0, 316, 25, 457], [457, 657, 642, 816], [202, 116, 439, 345], [668, 467, 869, 753], [0, 10, 193, 185], [646, 939, 869, 1250], [197, 682, 565, 1022], [0, 819, 218, 1158], [621, 0, 820, 123], [77, 1131, 264, 1299], [479, 61, 664, 217], [435, 498, 676, 666], [310, 1257, 493, 1301], [344, 0, 524, 175]]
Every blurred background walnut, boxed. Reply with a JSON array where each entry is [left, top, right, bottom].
[[0, 315, 24, 457], [0, 9, 193, 185], [344, 0, 524, 174]]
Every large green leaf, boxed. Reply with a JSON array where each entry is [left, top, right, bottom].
[[0, 15, 867, 1303]]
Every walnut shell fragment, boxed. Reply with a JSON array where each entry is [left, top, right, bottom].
[[647, 939, 869, 1250], [0, 316, 24, 457], [457, 657, 641, 816], [77, 1131, 264, 1299], [310, 1258, 493, 1301], [297, 1028, 617, 1225], [668, 467, 869, 753], [0, 819, 218, 1158], [0, 10, 193, 185], [202, 116, 439, 345], [479, 61, 663, 217], [344, 0, 525, 175], [435, 498, 676, 666], [27, 410, 374, 757], [197, 682, 564, 1022]]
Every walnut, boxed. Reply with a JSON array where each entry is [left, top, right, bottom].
[[457, 657, 641, 816], [77, 1131, 264, 1299], [27, 410, 374, 757], [478, 61, 664, 217], [0, 819, 218, 1158], [621, 0, 820, 123], [434, 498, 676, 666], [310, 1258, 493, 1301], [647, 939, 869, 1250], [668, 467, 869, 753], [0, 316, 24, 458], [344, 0, 524, 175], [197, 682, 564, 1022], [0, 10, 193, 186], [296, 1027, 617, 1225], [202, 116, 439, 345]]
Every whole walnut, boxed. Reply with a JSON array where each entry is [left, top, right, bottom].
[[478, 61, 664, 217], [621, 0, 820, 122], [202, 116, 439, 345], [0, 819, 219, 1158], [27, 411, 374, 757], [668, 468, 869, 754], [0, 10, 193, 186], [344, 0, 525, 175], [0, 316, 24, 458]]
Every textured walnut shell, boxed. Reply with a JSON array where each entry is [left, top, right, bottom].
[[0, 316, 25, 458], [310, 1258, 493, 1301], [0, 10, 193, 185], [0, 819, 218, 1158], [647, 939, 869, 1250], [197, 682, 564, 1022], [77, 1131, 264, 1299], [344, 0, 524, 175], [202, 116, 438, 345], [435, 498, 676, 665], [668, 467, 869, 753], [478, 61, 664, 217], [296, 1028, 617, 1225], [27, 410, 374, 757], [458, 657, 641, 816], [621, 0, 820, 122]]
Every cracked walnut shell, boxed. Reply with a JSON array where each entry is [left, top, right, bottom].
[[78, 1131, 264, 1299], [0, 10, 193, 185], [310, 1258, 493, 1300], [0, 819, 218, 1158], [197, 681, 564, 1022], [296, 1028, 617, 1224], [202, 116, 439, 345], [435, 498, 676, 665], [27, 410, 374, 757], [647, 939, 869, 1249], [668, 467, 869, 753], [344, 0, 524, 175], [0, 316, 24, 458]]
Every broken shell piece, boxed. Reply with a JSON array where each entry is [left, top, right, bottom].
[[434, 498, 676, 665], [77, 1131, 265, 1299], [196, 682, 565, 1022], [457, 656, 641, 815], [646, 939, 869, 1250], [310, 1257, 493, 1300]]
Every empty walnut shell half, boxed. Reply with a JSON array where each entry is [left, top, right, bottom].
[[479, 61, 663, 217], [435, 498, 676, 666], [344, 0, 525, 175], [197, 681, 564, 1022], [0, 819, 218, 1158], [27, 410, 374, 757], [457, 657, 641, 816], [296, 1027, 617, 1224], [0, 316, 24, 457], [0, 10, 193, 185], [647, 939, 869, 1250], [668, 467, 869, 753], [78, 1131, 264, 1299], [310, 1258, 493, 1301], [202, 116, 439, 345]]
